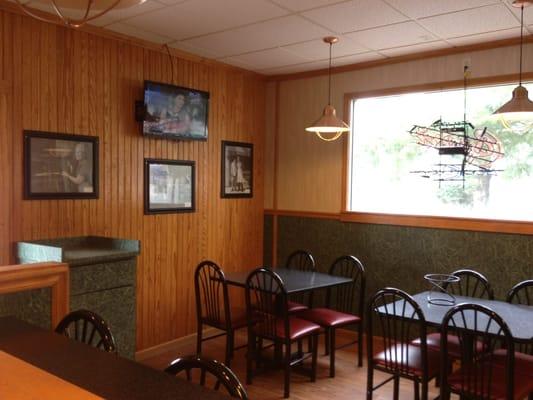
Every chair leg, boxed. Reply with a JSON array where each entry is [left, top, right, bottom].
[[414, 379, 420, 400], [357, 322, 364, 367], [196, 322, 203, 356], [366, 363, 374, 400], [284, 341, 291, 399], [310, 334, 318, 382], [225, 330, 233, 367], [329, 327, 336, 378], [421, 380, 428, 400], [246, 333, 255, 385], [325, 328, 330, 355], [393, 375, 399, 400]]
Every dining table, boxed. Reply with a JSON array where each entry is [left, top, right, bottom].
[[378, 291, 533, 342], [0, 316, 228, 400], [223, 267, 353, 293]]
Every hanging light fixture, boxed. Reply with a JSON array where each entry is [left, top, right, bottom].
[[14, 0, 147, 28], [492, 0, 533, 132], [305, 36, 350, 142]]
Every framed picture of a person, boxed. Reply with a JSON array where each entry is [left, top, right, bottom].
[[221, 140, 253, 198], [144, 159, 195, 214], [24, 131, 99, 199]]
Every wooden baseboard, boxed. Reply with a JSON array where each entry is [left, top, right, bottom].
[[135, 327, 218, 362]]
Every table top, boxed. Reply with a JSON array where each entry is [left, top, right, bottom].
[[223, 267, 352, 294], [379, 291, 533, 342], [0, 317, 228, 400]]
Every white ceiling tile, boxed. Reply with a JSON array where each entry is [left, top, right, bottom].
[[447, 27, 522, 46], [106, 22, 173, 43], [380, 40, 451, 57], [302, 0, 408, 34], [384, 0, 500, 19], [331, 51, 386, 66], [89, 0, 166, 27], [345, 21, 436, 50], [182, 15, 332, 58], [124, 0, 289, 40], [282, 36, 368, 59], [222, 47, 311, 70], [269, 0, 345, 12], [259, 59, 331, 75], [169, 40, 222, 59], [505, 1, 533, 26], [419, 4, 519, 39]]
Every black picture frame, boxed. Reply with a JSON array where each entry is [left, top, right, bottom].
[[24, 130, 99, 200], [142, 80, 209, 141], [144, 158, 195, 214], [221, 140, 253, 198]]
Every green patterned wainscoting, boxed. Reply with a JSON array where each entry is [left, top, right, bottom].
[[272, 215, 533, 302]]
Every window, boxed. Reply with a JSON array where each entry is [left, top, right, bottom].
[[347, 81, 533, 223]]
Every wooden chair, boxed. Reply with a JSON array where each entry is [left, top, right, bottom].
[[195, 260, 247, 367], [421, 268, 494, 358], [440, 303, 533, 400], [245, 267, 320, 399], [366, 288, 440, 400], [298, 255, 365, 376], [285, 250, 316, 313], [55, 309, 116, 353], [165, 355, 248, 400]]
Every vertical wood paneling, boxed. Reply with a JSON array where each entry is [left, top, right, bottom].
[[0, 9, 265, 351]]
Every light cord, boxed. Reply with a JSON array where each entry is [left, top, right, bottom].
[[328, 41, 332, 105], [519, 5, 524, 86]]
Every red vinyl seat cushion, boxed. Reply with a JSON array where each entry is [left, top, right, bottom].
[[297, 307, 361, 328], [254, 316, 320, 340], [413, 332, 485, 359], [287, 301, 308, 313], [447, 361, 533, 400], [492, 349, 533, 378], [373, 342, 441, 378]]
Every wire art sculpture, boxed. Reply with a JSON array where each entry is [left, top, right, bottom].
[[409, 67, 504, 186]]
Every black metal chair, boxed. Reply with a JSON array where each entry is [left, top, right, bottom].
[[442, 268, 494, 300], [195, 260, 247, 367], [285, 250, 316, 313], [366, 288, 440, 400], [298, 255, 365, 376], [506, 280, 533, 376], [245, 267, 320, 399], [55, 309, 116, 353], [507, 279, 533, 306], [421, 268, 494, 359], [165, 355, 248, 400], [440, 303, 533, 400]]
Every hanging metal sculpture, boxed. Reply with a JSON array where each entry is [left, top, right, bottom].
[[409, 67, 504, 185]]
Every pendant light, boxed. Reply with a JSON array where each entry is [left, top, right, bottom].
[[492, 0, 533, 131], [305, 36, 350, 142], [14, 0, 147, 28]]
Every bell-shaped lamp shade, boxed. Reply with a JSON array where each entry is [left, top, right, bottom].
[[493, 85, 533, 134], [305, 105, 350, 141]]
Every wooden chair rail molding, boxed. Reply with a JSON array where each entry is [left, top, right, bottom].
[[0, 262, 70, 328], [264, 209, 533, 235]]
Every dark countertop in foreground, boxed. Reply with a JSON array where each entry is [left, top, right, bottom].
[[0, 317, 228, 400]]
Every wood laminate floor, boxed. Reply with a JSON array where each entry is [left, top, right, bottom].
[[140, 330, 442, 400]]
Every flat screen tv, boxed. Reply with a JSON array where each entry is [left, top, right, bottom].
[[142, 81, 209, 141]]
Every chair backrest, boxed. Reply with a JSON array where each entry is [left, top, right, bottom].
[[165, 356, 248, 400], [326, 255, 365, 317], [367, 288, 429, 378], [194, 260, 230, 329], [441, 303, 515, 400], [285, 250, 316, 272], [443, 269, 494, 299], [506, 279, 533, 355], [55, 309, 116, 353], [245, 267, 288, 341]]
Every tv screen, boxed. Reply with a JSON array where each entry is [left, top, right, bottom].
[[143, 81, 209, 141]]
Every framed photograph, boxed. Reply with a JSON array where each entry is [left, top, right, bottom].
[[144, 159, 195, 214], [221, 140, 253, 198], [142, 81, 209, 141], [24, 131, 99, 199]]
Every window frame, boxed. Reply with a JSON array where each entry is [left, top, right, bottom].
[[341, 72, 533, 234]]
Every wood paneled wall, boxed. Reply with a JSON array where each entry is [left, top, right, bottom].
[[0, 9, 265, 351]]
